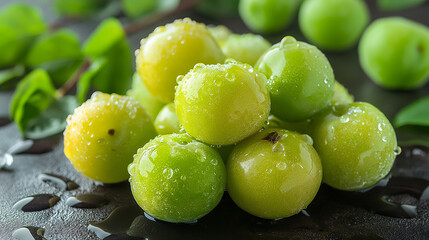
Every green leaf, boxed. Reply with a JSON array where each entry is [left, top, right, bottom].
[[76, 59, 106, 103], [10, 69, 56, 134], [394, 96, 429, 128], [122, 0, 157, 19], [82, 18, 133, 95], [396, 126, 429, 147], [84, 18, 124, 57], [0, 3, 47, 68], [0, 65, 25, 87], [25, 29, 83, 86], [54, 0, 108, 17], [25, 96, 79, 139], [377, 0, 427, 11]]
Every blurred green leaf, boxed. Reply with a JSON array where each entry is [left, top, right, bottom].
[[394, 96, 429, 128], [25, 96, 79, 139], [83, 18, 133, 95], [0, 65, 25, 88], [25, 29, 83, 86], [9, 69, 56, 134], [377, 0, 427, 11], [76, 59, 106, 103], [0, 3, 47, 68], [396, 126, 429, 147], [195, 0, 239, 19], [54, 0, 108, 17], [122, 0, 157, 19]]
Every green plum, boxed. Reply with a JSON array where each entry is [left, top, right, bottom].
[[126, 73, 165, 122], [136, 18, 225, 103], [239, 0, 302, 34], [208, 25, 232, 47], [154, 103, 181, 135], [227, 128, 322, 219], [64, 92, 157, 183], [175, 60, 270, 145], [309, 102, 398, 190], [332, 81, 354, 105], [299, 0, 369, 51], [221, 33, 271, 66], [359, 17, 429, 89], [256, 36, 335, 122], [128, 134, 226, 223]]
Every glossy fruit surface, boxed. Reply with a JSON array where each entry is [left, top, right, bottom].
[[175, 60, 270, 145], [331, 81, 354, 105], [310, 102, 398, 190], [221, 33, 271, 66], [128, 134, 226, 223], [359, 17, 429, 89], [299, 0, 369, 51], [256, 36, 335, 122], [136, 18, 225, 103], [64, 92, 157, 183], [227, 128, 322, 219], [154, 103, 181, 135], [239, 0, 302, 34], [126, 73, 164, 122]]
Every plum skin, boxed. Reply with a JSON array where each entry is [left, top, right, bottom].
[[175, 60, 270, 145], [299, 0, 369, 51], [359, 17, 429, 89], [227, 128, 322, 219], [128, 134, 226, 223], [255, 36, 335, 122], [309, 102, 398, 190], [64, 92, 157, 183], [136, 18, 225, 103]]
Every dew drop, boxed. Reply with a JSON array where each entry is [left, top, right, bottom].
[[276, 162, 287, 170], [163, 168, 174, 179], [394, 146, 402, 156], [176, 75, 184, 83], [302, 134, 313, 145], [280, 36, 296, 47], [210, 159, 218, 166]]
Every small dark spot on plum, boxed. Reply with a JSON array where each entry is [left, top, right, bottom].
[[108, 129, 115, 136], [262, 131, 281, 144], [418, 44, 424, 54]]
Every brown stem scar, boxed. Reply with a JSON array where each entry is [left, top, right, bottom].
[[262, 131, 281, 144], [108, 129, 115, 136]]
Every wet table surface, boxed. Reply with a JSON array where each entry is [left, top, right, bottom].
[[1, 0, 429, 239]]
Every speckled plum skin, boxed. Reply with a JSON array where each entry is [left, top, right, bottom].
[[227, 128, 322, 219], [175, 60, 271, 145], [64, 92, 157, 183], [136, 18, 225, 103], [310, 102, 398, 190], [128, 134, 226, 223], [255, 36, 335, 122], [359, 17, 429, 89]]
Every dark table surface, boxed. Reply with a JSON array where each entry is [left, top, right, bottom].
[[0, 1, 429, 239]]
